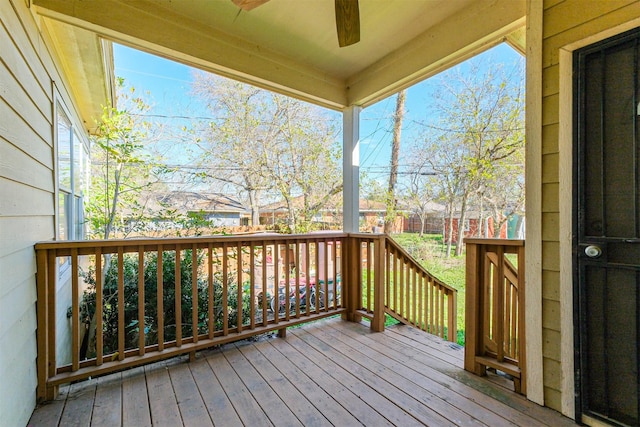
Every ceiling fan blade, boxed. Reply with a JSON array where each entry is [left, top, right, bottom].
[[335, 0, 360, 47], [231, 0, 270, 11]]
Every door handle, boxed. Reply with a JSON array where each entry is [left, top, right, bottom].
[[624, 238, 640, 243], [584, 245, 602, 258]]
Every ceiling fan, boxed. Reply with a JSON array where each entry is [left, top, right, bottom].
[[231, 0, 360, 47]]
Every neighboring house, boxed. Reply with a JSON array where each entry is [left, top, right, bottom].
[[260, 197, 406, 233], [4, 1, 640, 425], [124, 191, 251, 233], [402, 201, 446, 234], [443, 215, 508, 242]]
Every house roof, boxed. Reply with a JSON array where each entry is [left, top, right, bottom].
[[149, 192, 250, 216], [260, 195, 444, 214], [33, 0, 525, 111]]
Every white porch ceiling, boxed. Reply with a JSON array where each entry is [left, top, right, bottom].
[[33, 0, 525, 110]]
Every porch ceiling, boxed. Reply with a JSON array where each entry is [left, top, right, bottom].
[[33, 0, 525, 111]]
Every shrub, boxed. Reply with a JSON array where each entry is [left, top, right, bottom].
[[80, 250, 253, 358]]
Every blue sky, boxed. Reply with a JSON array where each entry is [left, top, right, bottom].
[[113, 43, 523, 180]]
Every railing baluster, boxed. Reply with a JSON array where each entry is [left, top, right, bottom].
[[237, 242, 243, 331], [222, 243, 229, 335], [95, 248, 103, 366], [71, 249, 79, 371], [262, 241, 268, 326], [294, 241, 300, 317], [250, 242, 256, 329], [175, 245, 182, 347], [305, 240, 311, 317], [157, 245, 164, 352], [138, 246, 145, 356], [208, 243, 214, 339], [284, 241, 290, 320], [117, 247, 125, 361], [192, 243, 198, 343]]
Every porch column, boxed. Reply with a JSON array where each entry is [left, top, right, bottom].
[[343, 105, 361, 232]]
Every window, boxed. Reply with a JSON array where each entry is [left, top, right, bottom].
[[56, 102, 89, 243]]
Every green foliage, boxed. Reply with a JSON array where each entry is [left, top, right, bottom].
[[87, 79, 159, 239], [80, 250, 253, 357]]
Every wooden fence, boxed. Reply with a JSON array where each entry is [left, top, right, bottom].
[[464, 238, 526, 394], [35, 233, 457, 401]]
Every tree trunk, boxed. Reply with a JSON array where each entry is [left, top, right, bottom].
[[419, 213, 426, 237], [385, 89, 406, 234], [455, 194, 469, 257], [445, 202, 455, 258], [248, 189, 260, 226]]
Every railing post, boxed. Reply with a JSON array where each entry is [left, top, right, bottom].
[[447, 290, 457, 342], [464, 241, 486, 376], [36, 249, 52, 401], [517, 244, 527, 394], [371, 235, 386, 332], [343, 235, 359, 322]]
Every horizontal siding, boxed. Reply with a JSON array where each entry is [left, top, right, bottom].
[[0, 1, 52, 95], [0, 275, 37, 351], [0, 1, 59, 426], [0, 313, 37, 427], [542, 3, 640, 67], [0, 97, 53, 168], [540, 0, 640, 413], [0, 216, 53, 258], [0, 57, 52, 139], [543, 0, 635, 39], [0, 20, 52, 119], [0, 177, 54, 217], [0, 137, 54, 192], [0, 246, 36, 299]]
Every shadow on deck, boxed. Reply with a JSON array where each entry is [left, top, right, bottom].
[[30, 317, 575, 426]]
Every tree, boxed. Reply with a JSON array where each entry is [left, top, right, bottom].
[[385, 89, 406, 233], [403, 159, 438, 237], [416, 58, 524, 255], [189, 72, 342, 233], [87, 78, 161, 239]]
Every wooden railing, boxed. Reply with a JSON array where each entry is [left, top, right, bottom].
[[350, 234, 457, 341], [464, 238, 526, 394], [35, 233, 345, 401], [35, 232, 458, 401]]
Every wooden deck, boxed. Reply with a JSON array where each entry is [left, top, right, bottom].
[[29, 318, 575, 427]]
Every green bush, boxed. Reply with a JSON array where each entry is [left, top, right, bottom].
[[80, 250, 253, 358]]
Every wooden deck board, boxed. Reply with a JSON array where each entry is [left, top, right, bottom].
[[91, 373, 122, 427], [169, 363, 214, 427], [188, 356, 243, 427], [223, 345, 303, 427], [205, 349, 273, 426], [121, 366, 151, 427], [145, 362, 182, 427], [299, 322, 516, 427], [30, 318, 577, 427], [235, 341, 332, 427]]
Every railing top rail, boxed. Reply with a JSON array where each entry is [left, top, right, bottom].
[[464, 238, 525, 247], [35, 231, 350, 250]]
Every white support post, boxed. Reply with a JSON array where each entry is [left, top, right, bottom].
[[343, 106, 361, 233]]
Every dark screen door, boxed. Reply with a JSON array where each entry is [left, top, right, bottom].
[[575, 29, 640, 426]]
